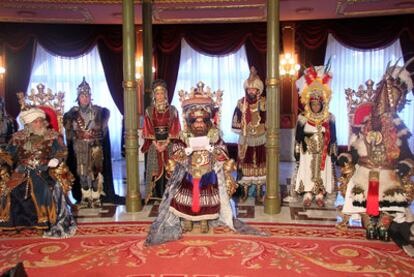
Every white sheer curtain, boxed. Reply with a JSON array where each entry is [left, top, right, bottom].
[[325, 34, 414, 150], [27, 43, 123, 159], [171, 38, 250, 143]]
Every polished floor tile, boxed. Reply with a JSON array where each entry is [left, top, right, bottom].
[[76, 159, 342, 226]]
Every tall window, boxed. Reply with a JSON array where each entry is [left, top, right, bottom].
[[171, 39, 250, 143], [28, 43, 123, 159], [325, 34, 414, 150]]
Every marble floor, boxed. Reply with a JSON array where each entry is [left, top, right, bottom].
[[74, 159, 346, 226]]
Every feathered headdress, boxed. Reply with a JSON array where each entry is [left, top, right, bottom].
[[296, 63, 333, 123]]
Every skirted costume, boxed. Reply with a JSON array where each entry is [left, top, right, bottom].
[[337, 62, 414, 241], [292, 66, 337, 207], [64, 78, 121, 207], [0, 107, 76, 238], [232, 66, 267, 202], [146, 82, 267, 245], [141, 80, 180, 203]]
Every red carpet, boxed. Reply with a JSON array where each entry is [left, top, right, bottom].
[[0, 222, 413, 277]]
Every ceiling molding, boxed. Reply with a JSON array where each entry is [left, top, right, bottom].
[[336, 0, 414, 17], [0, 2, 93, 23], [153, 3, 266, 24], [4, 0, 249, 4], [153, 16, 266, 24]]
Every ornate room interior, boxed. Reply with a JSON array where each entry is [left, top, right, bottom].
[[0, 1, 414, 276]]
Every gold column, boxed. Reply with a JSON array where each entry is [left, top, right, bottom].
[[142, 0, 153, 110], [123, 0, 142, 212], [264, 0, 281, 214]]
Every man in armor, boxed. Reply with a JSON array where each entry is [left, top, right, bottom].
[[141, 79, 181, 204], [232, 66, 267, 203], [337, 62, 414, 242], [0, 97, 16, 146], [64, 78, 121, 208], [0, 107, 76, 237], [146, 82, 267, 245], [293, 66, 337, 208]]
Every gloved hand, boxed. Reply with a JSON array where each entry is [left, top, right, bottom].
[[184, 147, 193, 156], [337, 155, 349, 167], [47, 158, 60, 168], [397, 163, 410, 177], [294, 152, 300, 162], [205, 145, 214, 153]]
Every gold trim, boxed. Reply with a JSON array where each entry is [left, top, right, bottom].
[[155, 4, 264, 12], [266, 78, 280, 87], [153, 4, 265, 24], [154, 16, 266, 24], [2, 0, 248, 4], [0, 3, 93, 23], [336, 0, 414, 17], [123, 80, 138, 89]]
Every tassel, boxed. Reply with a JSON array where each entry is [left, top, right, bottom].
[[366, 171, 380, 216]]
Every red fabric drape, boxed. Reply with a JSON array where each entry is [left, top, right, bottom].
[[2, 15, 414, 118], [153, 23, 269, 101], [4, 38, 36, 118], [0, 23, 124, 117], [97, 40, 124, 114]]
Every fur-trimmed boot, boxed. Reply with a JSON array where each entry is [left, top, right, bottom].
[[183, 220, 193, 232], [200, 220, 209, 233], [315, 192, 325, 208], [303, 192, 313, 208]]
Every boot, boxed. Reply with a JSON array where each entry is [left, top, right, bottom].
[[183, 220, 193, 232], [241, 185, 249, 202], [361, 214, 377, 240], [335, 214, 350, 230], [256, 184, 264, 204], [200, 220, 209, 233], [315, 193, 325, 208], [80, 188, 92, 208], [377, 213, 393, 241], [91, 189, 102, 208], [303, 192, 313, 208]]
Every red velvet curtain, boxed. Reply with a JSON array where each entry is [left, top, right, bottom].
[[0, 23, 123, 117], [296, 15, 414, 65], [2, 15, 414, 117], [4, 38, 36, 118], [153, 23, 268, 101]]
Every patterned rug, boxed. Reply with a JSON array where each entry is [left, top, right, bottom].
[[0, 222, 412, 277]]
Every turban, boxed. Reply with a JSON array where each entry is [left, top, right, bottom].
[[19, 108, 46, 125]]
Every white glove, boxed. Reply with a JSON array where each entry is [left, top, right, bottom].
[[47, 158, 60, 168], [205, 144, 214, 153], [184, 147, 193, 156]]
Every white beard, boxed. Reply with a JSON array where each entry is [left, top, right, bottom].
[[30, 126, 47, 137]]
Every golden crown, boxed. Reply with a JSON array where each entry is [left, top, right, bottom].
[[178, 81, 223, 110]]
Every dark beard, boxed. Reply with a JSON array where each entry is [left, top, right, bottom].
[[247, 93, 256, 101], [80, 104, 91, 113]]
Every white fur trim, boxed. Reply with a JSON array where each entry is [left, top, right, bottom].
[[352, 193, 365, 203], [400, 159, 414, 169], [390, 66, 413, 91]]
